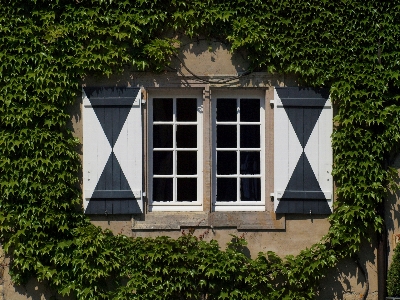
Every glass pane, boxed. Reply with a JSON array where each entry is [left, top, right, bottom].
[[176, 125, 197, 148], [240, 99, 260, 122], [153, 98, 173, 121], [177, 98, 197, 121], [240, 178, 261, 201], [240, 125, 260, 148], [217, 98, 237, 121], [216, 178, 237, 201], [153, 125, 172, 148], [153, 178, 173, 201], [240, 152, 260, 174], [153, 151, 173, 175], [217, 125, 236, 148], [177, 151, 197, 175], [217, 151, 237, 175], [177, 178, 197, 201]]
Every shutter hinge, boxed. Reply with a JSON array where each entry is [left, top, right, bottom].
[[269, 100, 274, 107]]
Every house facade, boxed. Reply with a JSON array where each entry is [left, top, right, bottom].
[[76, 38, 375, 299], [2, 37, 397, 300]]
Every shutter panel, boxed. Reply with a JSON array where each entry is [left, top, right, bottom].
[[83, 87, 143, 214], [274, 87, 332, 214]]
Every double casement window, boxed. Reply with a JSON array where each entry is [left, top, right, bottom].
[[82, 86, 332, 215]]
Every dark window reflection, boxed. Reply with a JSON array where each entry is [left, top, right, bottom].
[[153, 178, 173, 201], [240, 152, 260, 174], [153, 125, 172, 148], [217, 151, 237, 175], [177, 98, 197, 121], [240, 178, 261, 201], [177, 151, 197, 175], [240, 125, 260, 148], [177, 178, 197, 201], [217, 125, 236, 148], [216, 178, 237, 201], [217, 98, 237, 121], [177, 125, 197, 148], [153, 151, 173, 175], [240, 99, 260, 122], [153, 98, 173, 121]]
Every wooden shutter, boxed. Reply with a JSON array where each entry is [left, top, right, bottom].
[[274, 87, 332, 214], [83, 87, 143, 214]]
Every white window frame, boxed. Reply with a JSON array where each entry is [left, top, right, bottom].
[[148, 89, 203, 212], [211, 90, 266, 211]]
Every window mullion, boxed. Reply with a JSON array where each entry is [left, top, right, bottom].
[[237, 98, 241, 203], [173, 98, 177, 203]]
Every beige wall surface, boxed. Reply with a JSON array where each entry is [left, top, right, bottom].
[[1, 38, 382, 299], [387, 155, 400, 285]]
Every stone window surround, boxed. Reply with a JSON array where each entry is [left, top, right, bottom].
[[134, 84, 285, 231]]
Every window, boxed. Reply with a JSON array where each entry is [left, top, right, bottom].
[[212, 90, 265, 211], [148, 90, 203, 212]]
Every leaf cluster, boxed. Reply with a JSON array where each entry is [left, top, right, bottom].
[[2, 0, 400, 299], [388, 241, 400, 297]]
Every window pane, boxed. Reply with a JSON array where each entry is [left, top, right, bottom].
[[177, 98, 197, 121], [240, 125, 260, 148], [153, 178, 173, 201], [217, 151, 237, 175], [217, 125, 236, 148], [153, 125, 172, 148], [217, 98, 237, 121], [217, 178, 237, 201], [240, 99, 260, 122], [240, 152, 260, 174], [177, 151, 197, 175], [177, 125, 197, 148], [240, 178, 261, 201], [153, 151, 173, 174], [153, 98, 173, 121], [177, 178, 197, 201]]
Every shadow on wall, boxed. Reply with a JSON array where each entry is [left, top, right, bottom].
[[317, 236, 377, 299], [386, 153, 400, 267], [2, 257, 73, 300], [67, 94, 83, 158], [172, 37, 249, 76], [66, 96, 84, 214]]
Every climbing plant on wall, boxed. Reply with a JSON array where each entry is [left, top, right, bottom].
[[1, 0, 400, 299]]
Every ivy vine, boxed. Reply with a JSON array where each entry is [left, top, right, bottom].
[[1, 0, 400, 299]]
